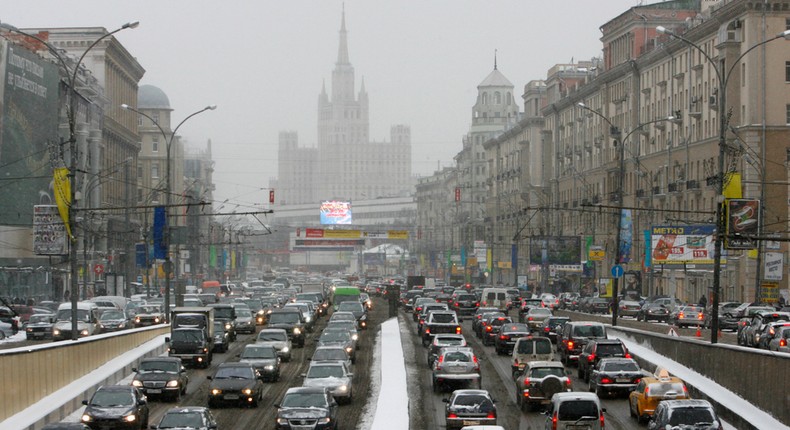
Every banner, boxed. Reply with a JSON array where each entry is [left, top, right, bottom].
[[153, 207, 167, 259], [388, 230, 409, 240], [319, 200, 352, 225], [651, 225, 716, 265], [764, 252, 783, 281], [53, 168, 72, 240], [33, 205, 67, 255], [528, 236, 581, 265], [619, 209, 633, 263]]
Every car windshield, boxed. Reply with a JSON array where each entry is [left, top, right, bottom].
[[259, 331, 287, 342], [91, 390, 133, 407], [648, 382, 686, 396], [320, 331, 349, 342], [56, 309, 90, 323], [338, 302, 363, 312], [28, 315, 51, 323], [530, 367, 565, 378], [307, 365, 345, 378], [139, 306, 160, 314], [242, 346, 276, 359], [214, 366, 254, 379], [452, 395, 494, 412], [100, 311, 125, 320], [139, 361, 179, 373], [574, 325, 605, 337], [331, 313, 355, 322], [158, 412, 204, 428], [557, 400, 599, 421], [269, 313, 300, 324], [602, 361, 639, 372], [313, 349, 347, 361], [517, 339, 552, 354], [281, 393, 328, 408], [211, 307, 233, 319], [443, 351, 471, 362], [431, 313, 456, 323], [237, 309, 252, 318], [668, 407, 715, 426]]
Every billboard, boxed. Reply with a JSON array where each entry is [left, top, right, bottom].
[[651, 225, 715, 265], [1, 41, 61, 225], [725, 199, 759, 250], [33, 205, 67, 255], [528, 236, 581, 265], [320, 200, 352, 225]]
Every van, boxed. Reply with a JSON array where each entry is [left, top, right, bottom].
[[558, 321, 608, 366], [481, 287, 509, 311], [332, 286, 360, 311], [511, 336, 554, 378], [201, 280, 222, 298], [52, 302, 101, 341], [546, 392, 606, 430]]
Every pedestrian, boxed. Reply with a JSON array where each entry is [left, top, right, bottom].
[[698, 294, 707, 308]]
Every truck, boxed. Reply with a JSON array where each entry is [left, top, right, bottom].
[[166, 307, 215, 368]]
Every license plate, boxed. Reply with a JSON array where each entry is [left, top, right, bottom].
[[463, 421, 480, 426], [567, 426, 591, 430], [224, 394, 239, 400], [616, 378, 630, 383], [148, 389, 162, 393]]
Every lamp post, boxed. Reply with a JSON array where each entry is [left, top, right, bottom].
[[656, 25, 790, 343], [121, 103, 216, 316], [577, 102, 673, 326], [1, 21, 139, 340]]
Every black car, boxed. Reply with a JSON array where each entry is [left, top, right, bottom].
[[208, 303, 237, 341], [81, 385, 149, 430], [41, 424, 91, 430], [25, 313, 56, 340], [275, 386, 339, 430], [267, 308, 306, 347], [578, 338, 629, 382], [637, 303, 670, 322], [239, 344, 281, 382], [588, 357, 642, 398], [538, 316, 570, 343], [132, 357, 189, 401], [450, 293, 479, 316], [151, 406, 217, 430], [494, 322, 531, 355], [482, 315, 513, 346], [213, 320, 230, 353], [207, 362, 264, 408]]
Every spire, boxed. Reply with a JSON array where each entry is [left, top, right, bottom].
[[337, 4, 350, 65], [321, 79, 327, 95], [494, 49, 498, 70], [360, 76, 366, 93]]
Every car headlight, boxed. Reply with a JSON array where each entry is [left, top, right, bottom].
[[80, 329, 89, 336], [305, 316, 312, 323], [276, 418, 289, 425], [131, 380, 142, 387], [123, 414, 136, 422], [26, 328, 32, 332], [258, 310, 265, 316], [154, 317, 161, 323], [318, 417, 331, 424], [264, 365, 275, 370], [135, 317, 141, 323], [338, 384, 348, 392], [352, 334, 358, 341], [53, 329, 60, 335], [225, 323, 232, 330], [100, 324, 106, 329], [281, 346, 289, 353], [293, 328, 301, 335], [211, 389, 221, 395], [166, 380, 179, 387], [118, 323, 125, 328], [81, 414, 92, 422], [346, 347, 353, 353], [242, 388, 253, 395]]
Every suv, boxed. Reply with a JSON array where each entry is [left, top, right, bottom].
[[558, 322, 607, 366], [511, 336, 554, 379], [648, 399, 721, 430], [514, 361, 571, 411], [451, 292, 479, 316], [545, 392, 606, 430], [431, 346, 481, 392], [443, 389, 497, 430], [577, 339, 630, 382], [131, 357, 188, 401]]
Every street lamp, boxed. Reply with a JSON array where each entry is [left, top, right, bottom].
[[577, 102, 673, 326], [656, 24, 790, 343], [0, 21, 139, 340], [121, 103, 216, 316]]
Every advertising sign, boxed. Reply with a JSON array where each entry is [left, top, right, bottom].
[[619, 209, 633, 263], [761, 282, 780, 303], [726, 199, 760, 249], [764, 252, 783, 281], [320, 200, 353, 225], [528, 236, 581, 265], [33, 205, 67, 255], [1, 41, 60, 226], [651, 225, 715, 265]]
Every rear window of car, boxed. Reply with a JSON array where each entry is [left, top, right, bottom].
[[517, 338, 552, 354], [453, 395, 494, 411], [431, 313, 456, 323], [668, 407, 715, 426], [574, 325, 605, 338], [557, 400, 599, 421], [456, 294, 476, 301], [648, 382, 685, 396], [530, 367, 564, 378], [602, 361, 639, 372], [444, 351, 471, 362], [596, 343, 625, 356]]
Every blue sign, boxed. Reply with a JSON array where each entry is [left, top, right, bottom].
[[611, 265, 624, 278]]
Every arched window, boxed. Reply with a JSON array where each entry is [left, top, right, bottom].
[[494, 91, 501, 104], [482, 92, 488, 105], [507, 92, 512, 105]]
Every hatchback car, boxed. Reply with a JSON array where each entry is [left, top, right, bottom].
[[538, 316, 570, 343], [494, 323, 531, 355], [577, 338, 630, 382], [311, 345, 353, 368], [81, 385, 149, 430], [207, 363, 263, 408], [545, 392, 605, 430], [648, 399, 721, 430], [150, 406, 217, 430], [443, 389, 497, 430], [432, 346, 481, 392], [669, 305, 706, 328], [481, 315, 513, 346], [132, 357, 189, 401], [302, 361, 354, 404], [256, 328, 292, 362], [427, 334, 468, 368], [558, 322, 607, 366], [521, 307, 552, 329], [99, 309, 131, 332]]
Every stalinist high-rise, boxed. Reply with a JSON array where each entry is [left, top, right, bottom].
[[274, 8, 412, 206]]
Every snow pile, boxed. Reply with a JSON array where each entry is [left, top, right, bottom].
[[369, 317, 408, 430]]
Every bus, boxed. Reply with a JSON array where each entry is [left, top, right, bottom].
[[332, 286, 360, 311]]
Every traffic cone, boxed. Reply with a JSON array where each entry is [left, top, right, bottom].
[[695, 325, 702, 337]]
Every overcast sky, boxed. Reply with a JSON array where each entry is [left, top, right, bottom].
[[5, 0, 640, 210]]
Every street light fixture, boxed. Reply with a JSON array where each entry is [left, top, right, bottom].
[[121, 103, 216, 317], [577, 102, 673, 326], [0, 21, 139, 340], [656, 24, 790, 343]]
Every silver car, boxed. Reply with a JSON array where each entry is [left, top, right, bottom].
[[256, 328, 292, 362], [301, 361, 354, 404], [431, 346, 481, 392], [317, 329, 356, 363], [311, 345, 353, 368]]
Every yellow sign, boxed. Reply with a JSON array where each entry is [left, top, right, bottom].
[[388, 230, 408, 240], [497, 262, 512, 269], [468, 257, 478, 266], [599, 278, 613, 298], [589, 249, 605, 261], [762, 282, 780, 303], [324, 230, 362, 239]]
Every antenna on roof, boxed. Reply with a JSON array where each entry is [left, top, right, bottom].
[[494, 49, 498, 70]]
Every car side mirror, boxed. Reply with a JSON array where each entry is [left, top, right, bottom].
[[300, 373, 307, 377], [348, 373, 354, 378], [601, 407, 606, 413], [273, 403, 280, 408], [138, 399, 146, 406], [441, 398, 450, 403], [150, 426, 158, 430], [207, 376, 213, 380], [132, 367, 138, 373], [164, 337, 170, 343], [82, 400, 88, 406], [181, 367, 186, 373], [209, 426, 217, 430]]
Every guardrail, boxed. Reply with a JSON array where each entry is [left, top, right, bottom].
[[0, 325, 169, 423]]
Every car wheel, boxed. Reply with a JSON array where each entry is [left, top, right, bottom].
[[629, 400, 636, 418]]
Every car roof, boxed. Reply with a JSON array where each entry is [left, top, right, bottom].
[[285, 386, 329, 395], [163, 406, 211, 414], [527, 360, 564, 368], [141, 357, 182, 363], [660, 399, 714, 409], [452, 389, 492, 397], [96, 385, 135, 392], [552, 392, 600, 402], [218, 362, 255, 368]]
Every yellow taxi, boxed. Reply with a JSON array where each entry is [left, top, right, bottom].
[[628, 368, 689, 423]]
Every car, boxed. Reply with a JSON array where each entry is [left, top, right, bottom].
[[432, 346, 481, 392], [131, 357, 189, 401], [521, 307, 552, 329], [98, 309, 131, 332], [206, 362, 263, 408], [481, 315, 512, 346], [471, 308, 501, 335], [359, 292, 372, 310], [618, 300, 642, 318], [150, 406, 217, 430], [584, 298, 610, 314], [648, 399, 721, 430], [739, 310, 790, 347], [132, 305, 165, 327], [518, 298, 543, 318], [255, 328, 292, 362], [317, 328, 357, 364], [275, 387, 339, 430], [427, 334, 468, 368], [235, 298, 267, 324], [443, 389, 497, 430], [514, 361, 571, 411], [558, 322, 607, 366], [450, 292, 479, 316], [637, 303, 670, 322], [336, 301, 368, 329], [212, 321, 230, 353], [588, 357, 643, 398], [25, 313, 55, 340], [301, 361, 354, 404], [267, 308, 305, 347], [285, 302, 317, 331], [545, 392, 606, 430], [41, 424, 92, 430], [577, 338, 630, 382], [494, 322, 530, 355], [755, 321, 790, 349], [311, 345, 353, 368], [208, 303, 238, 341], [412, 297, 438, 321], [559, 292, 579, 310], [234, 308, 256, 334], [768, 325, 790, 352], [80, 385, 149, 430], [537, 316, 570, 343], [239, 344, 281, 382], [668, 305, 706, 328], [417, 303, 450, 333], [629, 368, 690, 423], [511, 336, 554, 379], [540, 294, 559, 310]]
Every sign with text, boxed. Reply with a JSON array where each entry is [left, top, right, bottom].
[[651, 225, 715, 265], [528, 236, 581, 265], [764, 252, 783, 281], [725, 199, 760, 250], [33, 205, 67, 255], [320, 200, 352, 225]]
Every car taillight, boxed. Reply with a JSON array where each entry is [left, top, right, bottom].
[[634, 378, 641, 385], [698, 313, 704, 320], [601, 377, 612, 384], [486, 412, 496, 419], [544, 327, 550, 332], [551, 411, 558, 430], [780, 338, 787, 347], [456, 326, 462, 334], [473, 355, 479, 365], [588, 353, 595, 362], [475, 302, 480, 307], [499, 335, 507, 340], [600, 411, 605, 429], [425, 328, 430, 334], [644, 386, 650, 396], [565, 378, 572, 387], [486, 326, 493, 332], [454, 302, 459, 307], [567, 341, 574, 349], [625, 352, 631, 358], [679, 312, 685, 318], [528, 317, 534, 321], [448, 413, 458, 419]]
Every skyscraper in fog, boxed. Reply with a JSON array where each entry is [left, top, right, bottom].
[[273, 8, 412, 205]]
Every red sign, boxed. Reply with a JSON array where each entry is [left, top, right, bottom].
[[305, 228, 324, 238], [269, 190, 275, 204], [455, 187, 461, 202], [93, 264, 104, 275]]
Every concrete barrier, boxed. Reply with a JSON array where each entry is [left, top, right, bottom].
[[0, 325, 169, 424]]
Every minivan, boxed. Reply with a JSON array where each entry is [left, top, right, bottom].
[[481, 287, 509, 312], [52, 302, 101, 341], [511, 336, 554, 379], [546, 392, 606, 430]]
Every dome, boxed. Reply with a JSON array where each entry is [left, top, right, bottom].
[[478, 69, 513, 88], [138, 84, 171, 109]]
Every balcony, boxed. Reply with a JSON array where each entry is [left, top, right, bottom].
[[668, 182, 682, 193], [609, 192, 620, 203], [652, 186, 665, 198], [686, 179, 700, 190], [706, 176, 718, 186], [636, 189, 646, 199]]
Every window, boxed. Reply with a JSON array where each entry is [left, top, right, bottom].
[[137, 116, 143, 127], [786, 104, 790, 125], [151, 191, 159, 203], [137, 166, 143, 179], [152, 163, 159, 178], [786, 61, 790, 82], [152, 137, 159, 152], [137, 188, 143, 202], [152, 112, 160, 124]]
